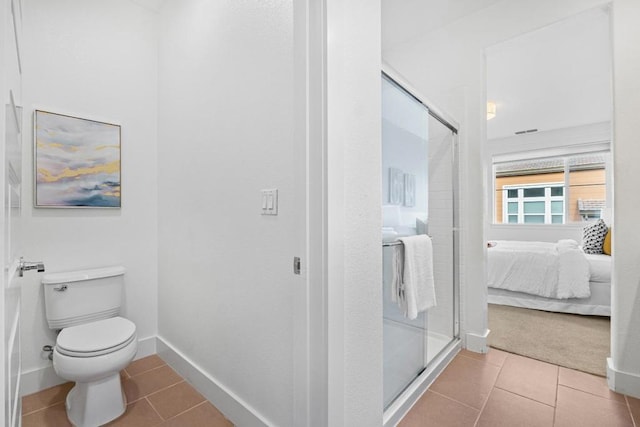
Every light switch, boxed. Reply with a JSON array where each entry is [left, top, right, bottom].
[[261, 189, 278, 215]]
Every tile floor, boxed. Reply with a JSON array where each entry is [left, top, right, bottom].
[[22, 355, 233, 427], [399, 348, 640, 427], [22, 350, 640, 427]]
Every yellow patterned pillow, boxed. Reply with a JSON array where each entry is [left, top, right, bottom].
[[603, 228, 612, 255]]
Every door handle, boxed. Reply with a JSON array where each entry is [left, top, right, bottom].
[[19, 257, 45, 277]]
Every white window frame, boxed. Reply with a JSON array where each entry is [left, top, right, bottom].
[[492, 146, 611, 226], [503, 182, 565, 225]]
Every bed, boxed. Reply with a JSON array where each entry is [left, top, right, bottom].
[[487, 240, 611, 316]]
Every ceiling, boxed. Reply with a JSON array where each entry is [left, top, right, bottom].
[[486, 6, 612, 139], [382, 2, 612, 141], [382, 0, 501, 52]]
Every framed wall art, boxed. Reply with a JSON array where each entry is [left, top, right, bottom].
[[389, 167, 404, 205], [404, 173, 415, 207], [34, 110, 121, 208]]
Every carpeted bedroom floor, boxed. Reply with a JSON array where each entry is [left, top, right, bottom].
[[488, 304, 610, 377]]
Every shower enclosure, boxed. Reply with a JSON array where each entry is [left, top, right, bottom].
[[381, 69, 460, 425]]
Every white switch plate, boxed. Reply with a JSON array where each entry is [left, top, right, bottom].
[[261, 189, 278, 215]]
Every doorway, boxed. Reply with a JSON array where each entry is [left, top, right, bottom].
[[484, 6, 613, 376]]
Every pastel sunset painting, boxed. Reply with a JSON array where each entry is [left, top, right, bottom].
[[35, 110, 121, 208]]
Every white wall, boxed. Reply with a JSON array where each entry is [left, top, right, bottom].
[[20, 0, 158, 393], [326, 1, 383, 425], [156, 1, 298, 425], [609, 0, 640, 398], [383, 0, 612, 352]]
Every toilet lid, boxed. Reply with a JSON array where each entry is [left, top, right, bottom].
[[56, 317, 136, 358]]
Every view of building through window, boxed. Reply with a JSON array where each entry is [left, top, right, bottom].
[[494, 153, 607, 224]]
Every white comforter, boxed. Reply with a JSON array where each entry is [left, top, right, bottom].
[[487, 240, 591, 299]]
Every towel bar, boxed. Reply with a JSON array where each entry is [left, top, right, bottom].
[[382, 236, 431, 247]]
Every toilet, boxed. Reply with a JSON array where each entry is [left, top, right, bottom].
[[42, 266, 137, 427]]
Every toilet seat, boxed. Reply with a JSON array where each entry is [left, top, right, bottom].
[[56, 316, 136, 358]]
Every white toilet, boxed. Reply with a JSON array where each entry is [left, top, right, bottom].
[[42, 266, 137, 427]]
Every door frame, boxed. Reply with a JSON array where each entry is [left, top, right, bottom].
[[2, 0, 24, 425], [295, 1, 384, 425], [292, 0, 328, 425]]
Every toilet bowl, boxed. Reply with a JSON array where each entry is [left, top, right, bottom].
[[53, 317, 137, 426], [42, 266, 137, 426]]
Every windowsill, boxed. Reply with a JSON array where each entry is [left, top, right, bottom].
[[490, 223, 585, 228]]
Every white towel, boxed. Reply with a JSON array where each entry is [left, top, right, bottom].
[[390, 245, 404, 306], [400, 235, 436, 319]]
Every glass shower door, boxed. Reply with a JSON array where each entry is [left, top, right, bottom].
[[382, 73, 458, 410], [425, 113, 457, 363]]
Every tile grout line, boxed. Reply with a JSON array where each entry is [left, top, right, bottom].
[[625, 396, 637, 427], [553, 363, 559, 426], [163, 400, 209, 422], [427, 389, 483, 413], [21, 400, 66, 418], [556, 383, 631, 407], [457, 352, 505, 368], [558, 383, 627, 403], [491, 385, 556, 409], [472, 352, 509, 426], [143, 396, 166, 423], [144, 379, 185, 400], [125, 362, 168, 379], [125, 377, 184, 405]]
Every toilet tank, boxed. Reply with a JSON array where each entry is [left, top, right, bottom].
[[42, 266, 126, 329]]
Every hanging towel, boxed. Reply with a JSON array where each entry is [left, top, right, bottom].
[[390, 244, 404, 307], [399, 235, 436, 319]]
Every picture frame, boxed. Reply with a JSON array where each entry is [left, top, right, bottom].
[[34, 110, 121, 208]]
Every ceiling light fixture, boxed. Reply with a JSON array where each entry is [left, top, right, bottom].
[[487, 101, 496, 120]]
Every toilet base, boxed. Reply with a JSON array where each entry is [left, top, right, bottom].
[[66, 373, 126, 427]]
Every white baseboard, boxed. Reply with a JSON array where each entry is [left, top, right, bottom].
[[156, 336, 271, 427], [21, 336, 157, 397], [135, 335, 157, 359], [21, 365, 64, 397], [607, 357, 640, 399], [465, 329, 490, 354]]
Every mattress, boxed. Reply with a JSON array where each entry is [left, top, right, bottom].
[[585, 253, 611, 283], [488, 251, 611, 316]]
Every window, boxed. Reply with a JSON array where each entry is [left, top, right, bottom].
[[494, 153, 608, 224], [503, 184, 564, 224]]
